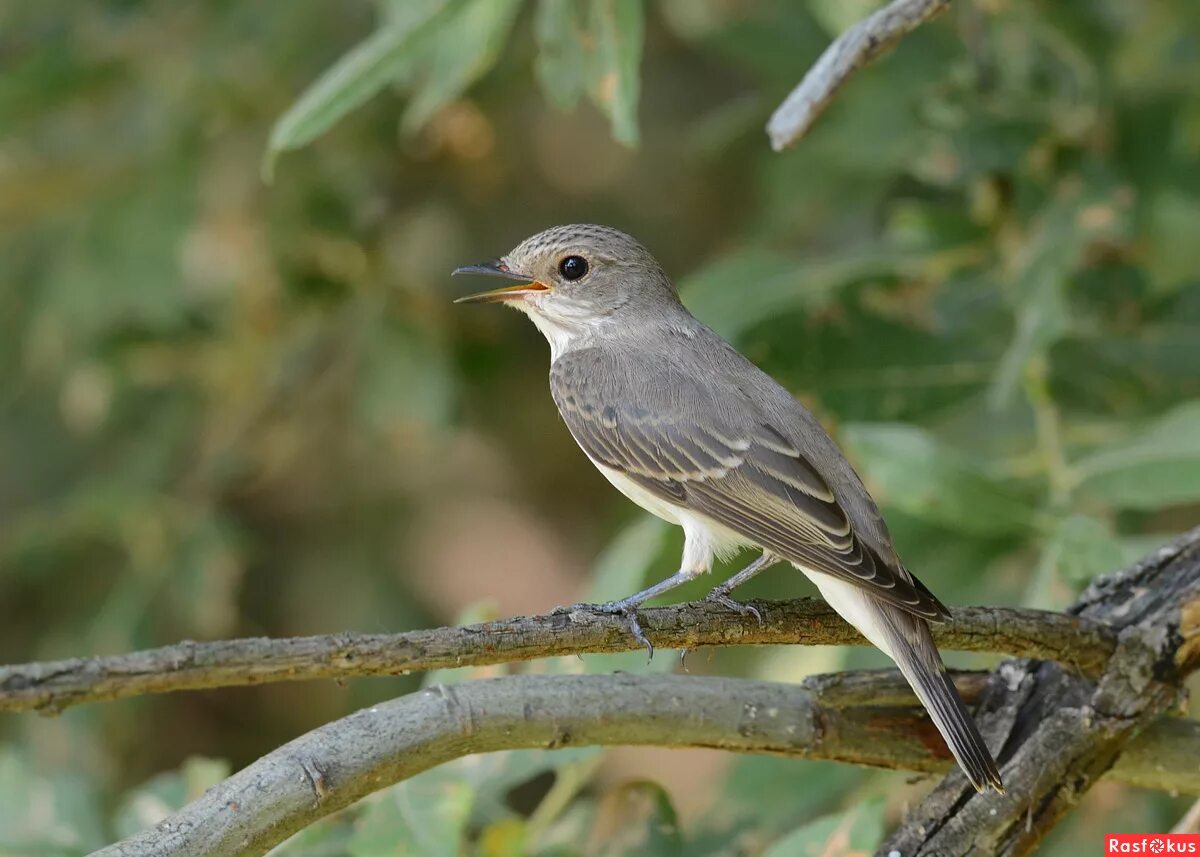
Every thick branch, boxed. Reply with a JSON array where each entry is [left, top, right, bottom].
[[90, 671, 1199, 857], [1, 600, 1115, 714], [766, 0, 951, 150]]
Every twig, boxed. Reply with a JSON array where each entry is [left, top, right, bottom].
[[0, 600, 1116, 714], [88, 671, 1200, 857], [766, 0, 952, 150]]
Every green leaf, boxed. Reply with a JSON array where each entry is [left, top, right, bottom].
[[348, 746, 593, 857], [762, 797, 885, 857], [263, 0, 456, 180], [1117, 534, 1178, 566], [720, 757, 861, 837], [1043, 513, 1124, 587], [988, 265, 1069, 410], [841, 423, 1036, 536], [877, 510, 1019, 607], [0, 746, 107, 855], [1072, 400, 1200, 509], [1051, 514, 1124, 585], [400, 0, 524, 135], [990, 181, 1131, 407], [469, 747, 599, 825], [535, 0, 589, 110], [1144, 187, 1200, 292], [114, 757, 231, 840], [588, 0, 644, 146], [531, 0, 646, 145], [268, 812, 357, 857], [680, 246, 916, 341], [348, 768, 474, 857]]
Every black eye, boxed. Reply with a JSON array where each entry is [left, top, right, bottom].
[[558, 255, 588, 281]]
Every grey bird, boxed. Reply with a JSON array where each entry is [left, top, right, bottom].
[[453, 224, 1004, 794]]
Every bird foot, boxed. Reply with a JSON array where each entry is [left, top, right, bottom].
[[571, 601, 654, 661], [704, 590, 763, 626]]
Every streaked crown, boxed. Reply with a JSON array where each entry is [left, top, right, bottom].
[[505, 224, 662, 273]]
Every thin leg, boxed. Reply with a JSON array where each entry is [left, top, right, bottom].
[[574, 568, 703, 660], [704, 552, 778, 624]]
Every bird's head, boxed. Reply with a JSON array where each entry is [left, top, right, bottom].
[[453, 225, 681, 350]]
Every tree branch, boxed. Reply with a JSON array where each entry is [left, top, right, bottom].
[[89, 670, 1199, 857], [766, 0, 952, 150], [63, 528, 1200, 856], [879, 528, 1200, 857], [1, 601, 1115, 714]]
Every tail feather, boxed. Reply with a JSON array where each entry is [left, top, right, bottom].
[[807, 572, 1004, 793], [895, 640, 1005, 794]]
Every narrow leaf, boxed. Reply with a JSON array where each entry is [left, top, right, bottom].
[[401, 0, 524, 135], [1044, 513, 1124, 587], [680, 245, 919, 341], [535, 0, 588, 110], [348, 770, 473, 857], [990, 182, 1130, 407], [588, 0, 644, 146], [842, 423, 1036, 536], [1073, 400, 1200, 509], [263, 0, 455, 180], [763, 797, 885, 857]]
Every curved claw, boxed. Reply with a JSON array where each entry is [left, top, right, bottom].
[[622, 609, 654, 662], [706, 592, 764, 626], [572, 601, 654, 661]]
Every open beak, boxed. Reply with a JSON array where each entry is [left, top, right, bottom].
[[452, 260, 550, 304]]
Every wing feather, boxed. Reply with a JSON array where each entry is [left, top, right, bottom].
[[550, 349, 949, 620]]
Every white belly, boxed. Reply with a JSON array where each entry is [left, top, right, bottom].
[[804, 569, 896, 659], [593, 462, 683, 524], [591, 452, 899, 661], [592, 461, 751, 571]]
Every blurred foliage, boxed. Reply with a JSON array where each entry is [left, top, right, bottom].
[[2, 0, 1200, 854]]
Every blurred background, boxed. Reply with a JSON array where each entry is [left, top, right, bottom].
[[2, 1, 1200, 854]]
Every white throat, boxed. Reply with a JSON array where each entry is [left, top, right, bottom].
[[525, 309, 580, 361], [513, 296, 606, 361]]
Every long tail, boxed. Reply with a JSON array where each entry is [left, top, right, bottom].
[[809, 574, 1004, 793], [884, 611, 1004, 793]]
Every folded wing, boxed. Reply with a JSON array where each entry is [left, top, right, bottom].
[[550, 347, 949, 621]]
